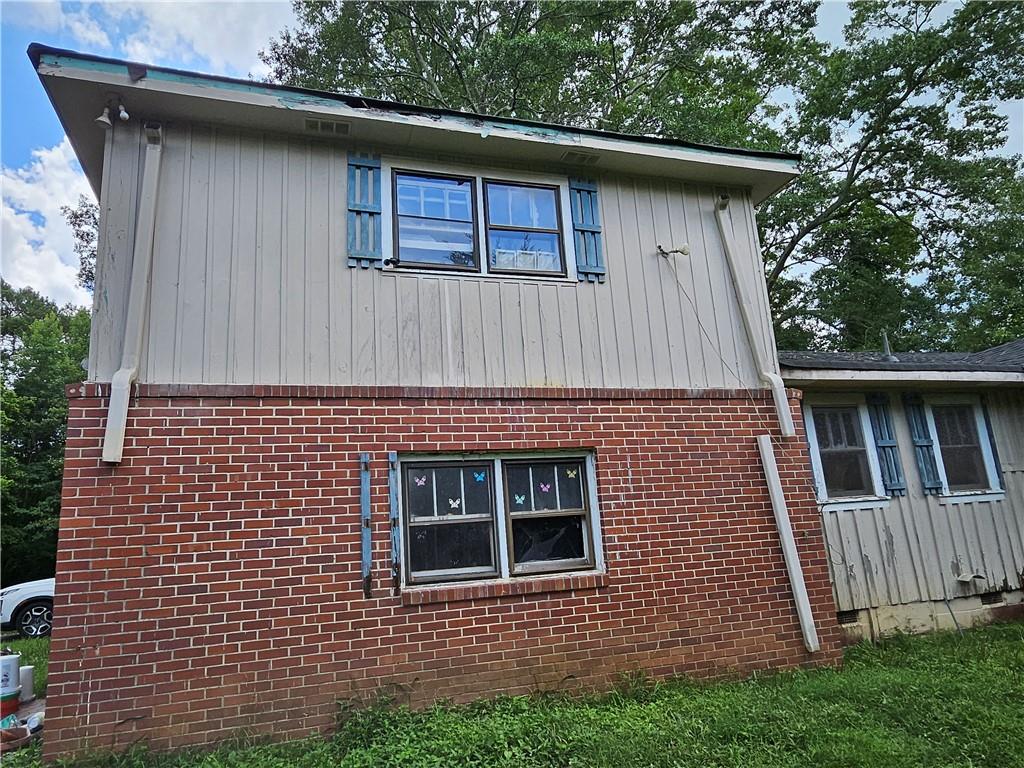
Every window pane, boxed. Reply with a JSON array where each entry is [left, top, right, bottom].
[[512, 516, 585, 564], [555, 462, 585, 510], [433, 466, 464, 515], [486, 183, 558, 229], [504, 460, 586, 512], [396, 174, 473, 221], [488, 230, 562, 273], [933, 405, 987, 491], [812, 407, 872, 498], [397, 217, 475, 268], [406, 467, 436, 518], [820, 450, 872, 497], [462, 465, 492, 516], [409, 521, 494, 573]]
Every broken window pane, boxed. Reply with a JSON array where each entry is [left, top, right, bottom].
[[933, 405, 987, 491], [408, 522, 494, 574], [512, 516, 585, 564]]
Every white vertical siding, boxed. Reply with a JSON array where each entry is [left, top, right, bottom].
[[820, 388, 1024, 612], [92, 123, 780, 390]]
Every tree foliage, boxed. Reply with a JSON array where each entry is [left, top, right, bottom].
[[60, 194, 99, 292], [263, 0, 1024, 352], [1, 282, 90, 586]]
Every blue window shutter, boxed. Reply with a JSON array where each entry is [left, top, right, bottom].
[[359, 452, 372, 598], [903, 394, 943, 494], [980, 397, 1004, 490], [568, 178, 606, 283], [347, 152, 382, 268], [866, 393, 906, 496], [388, 451, 402, 592]]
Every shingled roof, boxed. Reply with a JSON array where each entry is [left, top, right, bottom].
[[778, 339, 1024, 373]]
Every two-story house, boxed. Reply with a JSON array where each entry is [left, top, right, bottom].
[[33, 44, 843, 757]]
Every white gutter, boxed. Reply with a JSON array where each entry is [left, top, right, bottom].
[[757, 435, 820, 652], [714, 194, 796, 437], [781, 369, 1024, 385], [102, 122, 163, 463]]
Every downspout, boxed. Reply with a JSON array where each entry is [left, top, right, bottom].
[[715, 194, 818, 651], [757, 435, 820, 652], [713, 194, 795, 438], [102, 122, 163, 463]]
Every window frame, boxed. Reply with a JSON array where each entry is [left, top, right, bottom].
[[397, 452, 603, 588], [482, 178, 567, 278], [381, 158, 578, 282], [922, 394, 1001, 497], [391, 169, 481, 273], [803, 395, 888, 507], [401, 460, 499, 584], [500, 457, 593, 575]]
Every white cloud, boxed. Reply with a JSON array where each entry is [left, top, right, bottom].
[[8, 1, 297, 78], [1, 139, 93, 307]]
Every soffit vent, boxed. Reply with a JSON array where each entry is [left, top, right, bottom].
[[560, 150, 600, 166], [305, 118, 351, 136]]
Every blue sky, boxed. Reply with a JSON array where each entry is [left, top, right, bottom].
[[1, 1, 1021, 307]]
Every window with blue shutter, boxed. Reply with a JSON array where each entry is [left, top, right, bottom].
[[347, 152, 382, 268], [903, 393, 943, 494], [866, 393, 906, 496], [568, 178, 606, 283]]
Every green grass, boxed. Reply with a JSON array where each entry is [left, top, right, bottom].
[[5, 622, 1024, 768], [3, 637, 48, 699]]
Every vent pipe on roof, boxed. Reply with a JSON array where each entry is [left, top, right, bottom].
[[102, 122, 163, 463], [881, 330, 899, 362], [713, 194, 795, 438]]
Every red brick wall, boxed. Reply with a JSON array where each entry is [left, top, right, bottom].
[[46, 384, 841, 759]]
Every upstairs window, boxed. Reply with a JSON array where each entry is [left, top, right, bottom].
[[484, 181, 565, 276], [400, 454, 600, 585], [810, 406, 874, 498], [393, 172, 478, 270]]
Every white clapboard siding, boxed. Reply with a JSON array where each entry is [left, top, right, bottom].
[[90, 122, 780, 389], [822, 389, 1024, 612]]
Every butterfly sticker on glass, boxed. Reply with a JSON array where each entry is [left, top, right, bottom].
[[413, 476, 427, 487], [539, 483, 551, 493], [473, 471, 486, 483], [514, 494, 526, 505], [565, 468, 578, 478], [448, 498, 461, 510]]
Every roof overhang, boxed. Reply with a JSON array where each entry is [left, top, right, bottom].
[[31, 44, 801, 203], [781, 367, 1024, 388]]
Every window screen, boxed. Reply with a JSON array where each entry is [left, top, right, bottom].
[[484, 182, 564, 275], [403, 463, 497, 582], [394, 172, 477, 269], [812, 407, 874, 498], [932, 405, 987, 491]]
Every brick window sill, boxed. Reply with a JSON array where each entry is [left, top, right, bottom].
[[402, 571, 607, 606]]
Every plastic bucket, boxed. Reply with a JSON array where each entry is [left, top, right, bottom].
[[0, 655, 21, 717]]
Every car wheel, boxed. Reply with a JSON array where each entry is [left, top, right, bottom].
[[14, 600, 53, 638]]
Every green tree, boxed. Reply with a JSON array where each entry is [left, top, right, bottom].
[[0, 282, 90, 586], [264, 0, 1024, 352], [761, 1, 1024, 350]]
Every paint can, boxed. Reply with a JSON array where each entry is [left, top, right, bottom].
[[19, 667, 34, 703], [0, 654, 20, 718]]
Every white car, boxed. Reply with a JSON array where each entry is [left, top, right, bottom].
[[0, 579, 55, 638]]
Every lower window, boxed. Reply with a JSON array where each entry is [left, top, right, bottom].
[[401, 455, 598, 584]]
